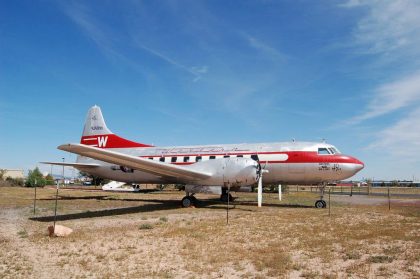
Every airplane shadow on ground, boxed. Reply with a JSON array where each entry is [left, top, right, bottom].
[[230, 200, 313, 208], [29, 196, 313, 222], [39, 195, 150, 202], [30, 199, 182, 222]]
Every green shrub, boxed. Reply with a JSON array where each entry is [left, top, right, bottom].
[[25, 167, 46, 187], [139, 223, 153, 230]]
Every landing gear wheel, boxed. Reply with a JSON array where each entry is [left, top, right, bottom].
[[181, 196, 194, 208], [315, 200, 326, 209], [220, 193, 233, 203]]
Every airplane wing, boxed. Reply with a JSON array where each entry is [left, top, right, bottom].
[[57, 143, 212, 180], [40, 162, 100, 168]]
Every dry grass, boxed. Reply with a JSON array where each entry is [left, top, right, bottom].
[[0, 186, 419, 278]]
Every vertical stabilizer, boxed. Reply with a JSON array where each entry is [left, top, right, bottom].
[[82, 105, 112, 137], [80, 106, 153, 148]]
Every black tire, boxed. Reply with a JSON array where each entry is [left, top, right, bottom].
[[321, 200, 327, 208], [315, 200, 324, 208], [181, 196, 193, 208]]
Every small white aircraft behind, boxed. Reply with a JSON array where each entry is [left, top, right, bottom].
[[43, 106, 364, 208], [102, 181, 140, 192]]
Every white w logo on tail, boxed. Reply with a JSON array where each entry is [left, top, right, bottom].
[[98, 136, 108, 148]]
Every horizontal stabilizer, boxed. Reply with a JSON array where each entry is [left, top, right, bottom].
[[40, 162, 100, 168]]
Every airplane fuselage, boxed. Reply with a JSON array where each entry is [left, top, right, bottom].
[[76, 139, 364, 185]]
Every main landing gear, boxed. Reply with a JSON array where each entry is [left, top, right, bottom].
[[181, 193, 197, 208], [181, 189, 235, 207], [220, 188, 234, 202]]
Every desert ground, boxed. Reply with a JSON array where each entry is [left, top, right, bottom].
[[0, 186, 419, 278]]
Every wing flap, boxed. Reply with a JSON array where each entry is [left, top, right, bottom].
[[57, 143, 212, 180]]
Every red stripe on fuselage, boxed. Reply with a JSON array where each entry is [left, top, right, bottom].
[[282, 151, 362, 164], [140, 151, 363, 165]]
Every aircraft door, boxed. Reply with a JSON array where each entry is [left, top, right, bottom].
[[287, 152, 306, 174]]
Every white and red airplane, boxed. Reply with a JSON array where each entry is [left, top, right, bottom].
[[43, 106, 364, 208]]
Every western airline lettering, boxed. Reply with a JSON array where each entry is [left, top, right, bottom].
[[98, 136, 108, 148], [156, 147, 249, 155]]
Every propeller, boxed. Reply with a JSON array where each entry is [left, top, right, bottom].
[[256, 160, 269, 207]]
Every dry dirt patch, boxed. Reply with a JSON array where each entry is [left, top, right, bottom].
[[0, 187, 419, 278]]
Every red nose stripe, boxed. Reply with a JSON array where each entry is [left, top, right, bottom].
[[283, 152, 363, 164]]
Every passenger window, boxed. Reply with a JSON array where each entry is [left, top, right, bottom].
[[171, 157, 177, 163], [209, 155, 216, 160], [159, 157, 165, 162], [318, 148, 330, 155], [184, 156, 190, 162], [251, 154, 259, 161], [224, 155, 230, 158], [237, 155, 243, 158], [148, 157, 153, 160], [196, 156, 202, 162]]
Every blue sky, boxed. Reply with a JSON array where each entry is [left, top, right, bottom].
[[1, 0, 420, 180]]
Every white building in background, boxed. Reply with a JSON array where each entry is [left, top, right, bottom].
[[1, 169, 25, 179]]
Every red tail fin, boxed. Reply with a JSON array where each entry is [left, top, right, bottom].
[[80, 106, 153, 148]]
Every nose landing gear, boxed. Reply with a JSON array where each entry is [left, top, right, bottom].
[[315, 200, 327, 208], [315, 184, 327, 208], [220, 188, 234, 202]]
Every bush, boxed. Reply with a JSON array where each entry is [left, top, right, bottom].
[[45, 174, 55, 185], [0, 180, 11, 187], [6, 177, 24, 186], [139, 223, 154, 230], [25, 167, 46, 187]]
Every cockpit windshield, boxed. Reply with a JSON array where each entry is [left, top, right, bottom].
[[318, 147, 341, 155], [318, 148, 331, 155], [329, 147, 341, 154]]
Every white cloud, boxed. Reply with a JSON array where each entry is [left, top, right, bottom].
[[131, 40, 206, 81], [60, 2, 120, 59], [368, 108, 420, 159], [341, 1, 420, 161], [242, 33, 287, 61], [61, 2, 207, 82], [339, 0, 362, 8], [347, 0, 420, 60], [350, 71, 420, 123]]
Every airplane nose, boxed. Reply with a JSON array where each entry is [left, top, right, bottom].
[[352, 158, 364, 173]]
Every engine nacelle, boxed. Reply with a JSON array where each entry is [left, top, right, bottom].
[[187, 157, 259, 186]]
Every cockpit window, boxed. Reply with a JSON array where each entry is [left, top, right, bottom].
[[328, 148, 335, 154], [331, 147, 341, 154], [318, 148, 331, 155]]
